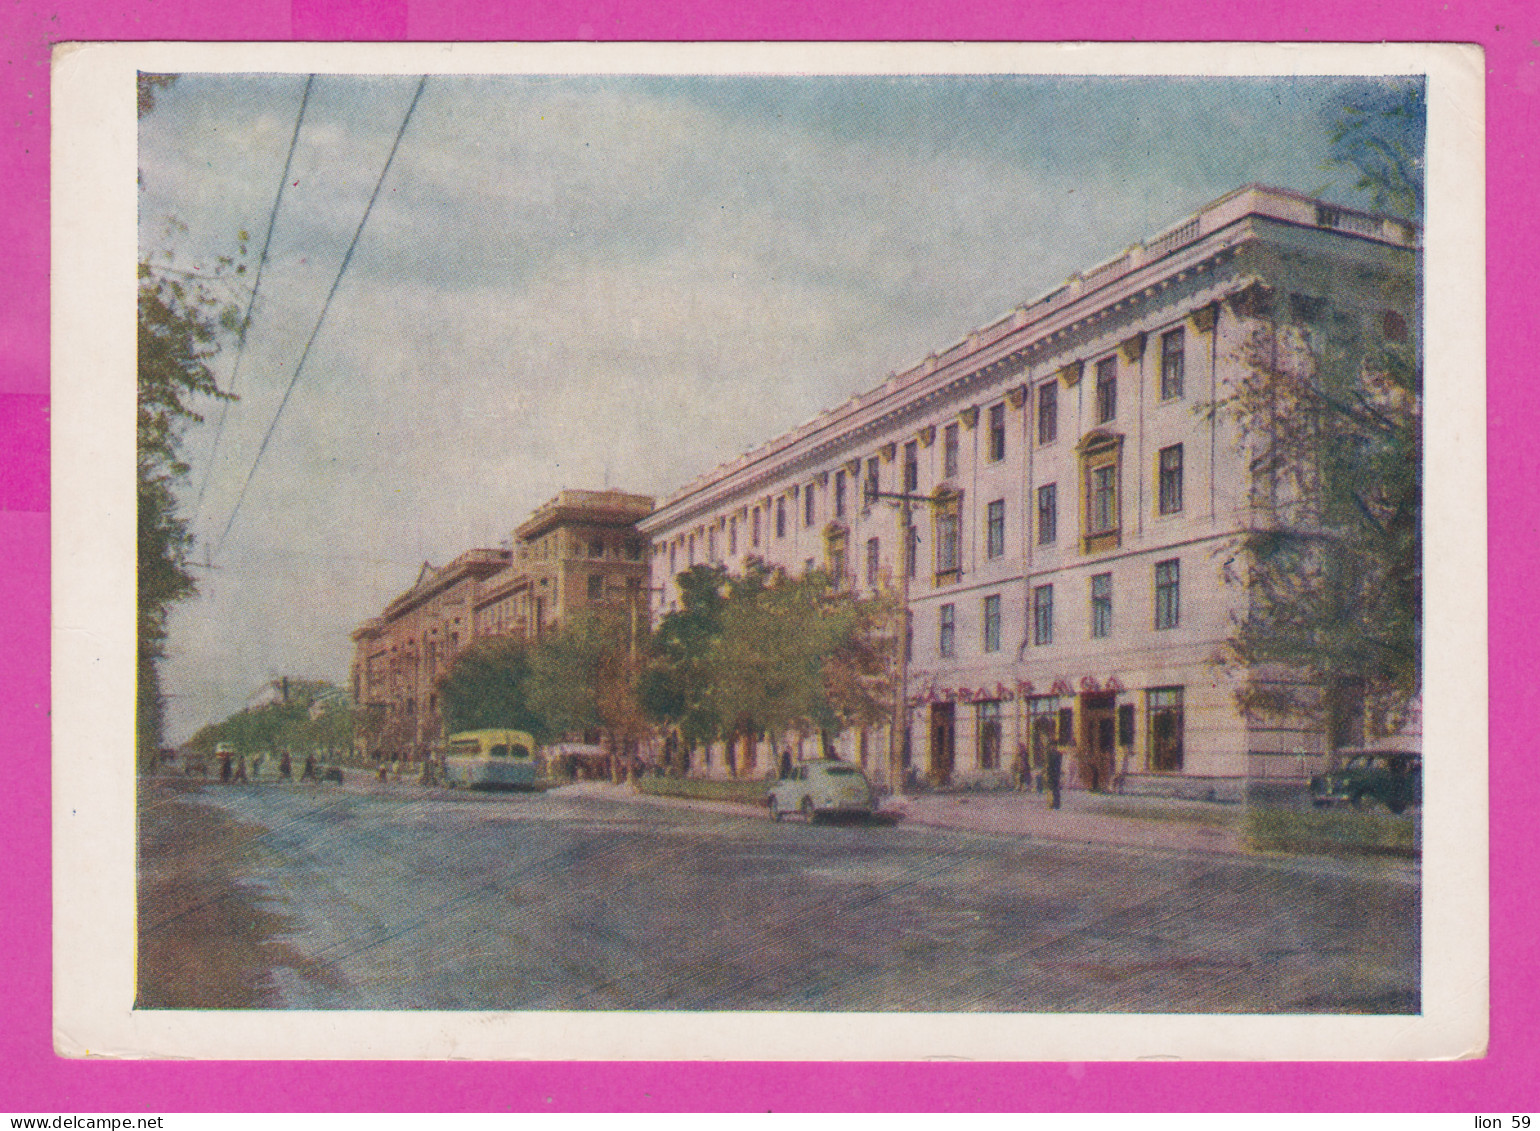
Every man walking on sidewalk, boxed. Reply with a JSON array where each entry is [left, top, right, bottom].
[[1045, 748, 1063, 810]]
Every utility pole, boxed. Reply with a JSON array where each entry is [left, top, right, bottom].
[[866, 484, 943, 798]]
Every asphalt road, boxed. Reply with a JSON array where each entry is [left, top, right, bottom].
[[137, 778, 1419, 1013]]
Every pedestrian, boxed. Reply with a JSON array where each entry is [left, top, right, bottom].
[[1012, 743, 1029, 791], [1045, 747, 1063, 810], [377, 759, 389, 783], [233, 755, 248, 783], [302, 753, 318, 781], [219, 751, 232, 783], [278, 750, 292, 780]]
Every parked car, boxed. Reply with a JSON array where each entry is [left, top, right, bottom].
[[769, 760, 875, 822], [1309, 751, 1422, 814]]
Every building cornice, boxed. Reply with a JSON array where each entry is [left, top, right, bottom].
[[639, 186, 1418, 538]]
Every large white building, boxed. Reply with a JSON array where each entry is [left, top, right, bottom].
[[637, 185, 1420, 800]]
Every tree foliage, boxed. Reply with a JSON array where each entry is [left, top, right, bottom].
[[1323, 78, 1425, 220], [186, 680, 356, 758], [636, 564, 729, 756], [526, 609, 649, 772], [1217, 86, 1424, 743], [1218, 319, 1421, 739], [435, 636, 541, 736], [637, 558, 895, 776], [136, 74, 247, 761]]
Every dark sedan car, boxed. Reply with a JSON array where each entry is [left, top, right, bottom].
[[1310, 752, 1421, 814]]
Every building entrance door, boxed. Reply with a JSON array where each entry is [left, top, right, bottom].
[[1081, 693, 1116, 791], [930, 703, 955, 786]]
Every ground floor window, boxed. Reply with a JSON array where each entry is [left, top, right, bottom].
[[1028, 696, 1058, 769], [1147, 686, 1184, 772], [977, 700, 1002, 769]]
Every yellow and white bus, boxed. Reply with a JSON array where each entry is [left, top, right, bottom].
[[444, 729, 540, 790]]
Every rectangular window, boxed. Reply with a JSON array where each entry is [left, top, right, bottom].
[[904, 440, 919, 493], [1088, 463, 1118, 534], [707, 526, 717, 561], [977, 700, 1002, 769], [938, 603, 955, 658], [983, 594, 1002, 653], [986, 498, 1006, 559], [751, 507, 761, 547], [1161, 328, 1185, 400], [1091, 571, 1112, 638], [1028, 696, 1058, 765], [936, 506, 960, 576], [669, 543, 677, 575], [988, 402, 1006, 462], [728, 516, 737, 556], [1154, 558, 1180, 630], [834, 469, 846, 518], [943, 423, 960, 478], [1147, 687, 1184, 771], [1095, 356, 1117, 423], [804, 483, 816, 527], [865, 457, 880, 508], [905, 523, 918, 578], [587, 574, 603, 602], [1158, 444, 1184, 515], [1033, 583, 1054, 645], [866, 537, 880, 587], [1037, 484, 1057, 545], [776, 497, 786, 539], [1117, 703, 1135, 747], [1037, 381, 1058, 445]]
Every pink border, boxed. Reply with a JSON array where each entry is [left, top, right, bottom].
[[7, 1, 1528, 1114]]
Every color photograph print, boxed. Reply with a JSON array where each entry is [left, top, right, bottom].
[[52, 41, 1486, 1060]]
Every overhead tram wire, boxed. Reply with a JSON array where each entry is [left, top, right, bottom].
[[190, 74, 315, 542], [213, 75, 429, 558]]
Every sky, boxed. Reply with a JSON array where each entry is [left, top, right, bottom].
[[137, 67, 1418, 743]]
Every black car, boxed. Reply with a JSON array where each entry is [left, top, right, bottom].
[[1309, 751, 1421, 814]]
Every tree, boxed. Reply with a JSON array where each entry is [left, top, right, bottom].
[[636, 564, 729, 771], [186, 680, 356, 760], [1217, 314, 1421, 743], [435, 637, 541, 736], [708, 564, 891, 776], [137, 73, 246, 761], [1215, 84, 1423, 746], [527, 610, 649, 780], [1322, 78, 1424, 221]]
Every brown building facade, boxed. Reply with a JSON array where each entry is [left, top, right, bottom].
[[351, 489, 653, 760]]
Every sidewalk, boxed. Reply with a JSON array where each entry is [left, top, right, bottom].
[[891, 788, 1246, 856], [553, 778, 1247, 856]]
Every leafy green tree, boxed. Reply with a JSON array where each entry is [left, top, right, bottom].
[[527, 610, 649, 780], [1218, 320, 1420, 743], [435, 637, 541, 736], [1216, 83, 1423, 745], [137, 73, 246, 762], [636, 564, 730, 771], [1323, 78, 1424, 221], [186, 680, 356, 760], [708, 565, 890, 776]]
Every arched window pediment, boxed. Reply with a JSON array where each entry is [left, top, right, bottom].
[[1076, 428, 1124, 455]]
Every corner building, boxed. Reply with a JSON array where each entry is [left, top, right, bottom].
[[637, 186, 1419, 800], [352, 489, 653, 760]]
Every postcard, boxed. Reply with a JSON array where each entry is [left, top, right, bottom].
[[52, 40, 1486, 1060]]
